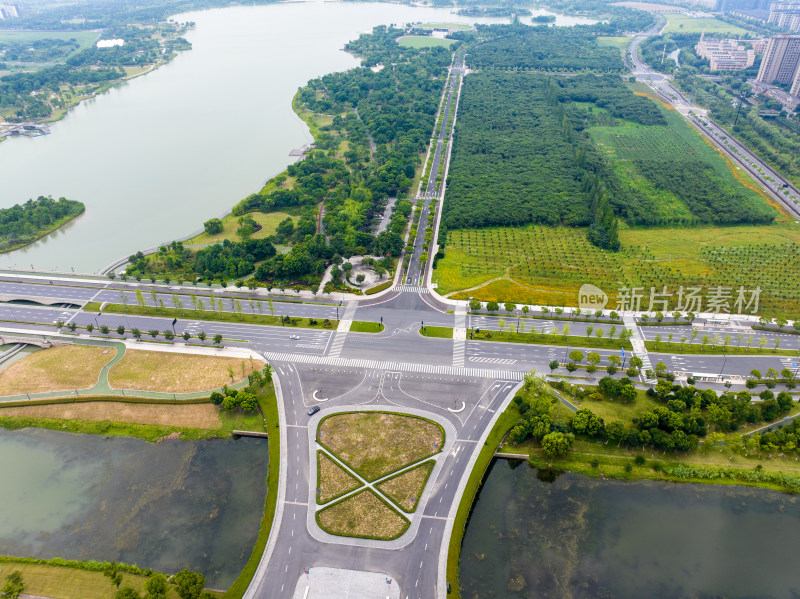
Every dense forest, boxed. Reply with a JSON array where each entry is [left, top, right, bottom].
[[0, 38, 80, 62], [0, 196, 84, 252], [443, 71, 775, 246], [462, 24, 624, 72]]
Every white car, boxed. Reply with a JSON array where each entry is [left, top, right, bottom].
[[290, 334, 300, 340]]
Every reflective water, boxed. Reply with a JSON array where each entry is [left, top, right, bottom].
[[460, 459, 800, 598], [0, 1, 560, 272], [0, 428, 268, 588]]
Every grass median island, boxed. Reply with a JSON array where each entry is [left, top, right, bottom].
[[349, 321, 384, 333], [419, 326, 454, 339], [84, 301, 339, 330], [647, 340, 800, 356], [317, 412, 444, 481], [316, 489, 409, 541], [108, 350, 263, 393], [317, 451, 363, 504], [375, 460, 435, 513], [0, 345, 115, 395], [466, 328, 632, 350]]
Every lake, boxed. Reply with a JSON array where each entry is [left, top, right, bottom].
[[460, 459, 800, 598], [0, 428, 268, 588], [0, 1, 591, 273]]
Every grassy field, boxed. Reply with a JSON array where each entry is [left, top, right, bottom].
[[186, 211, 292, 245], [419, 326, 453, 339], [397, 35, 454, 49], [375, 460, 434, 513], [317, 451, 362, 504], [108, 350, 263, 392], [417, 22, 471, 30], [0, 399, 222, 429], [664, 14, 753, 35], [597, 36, 632, 56], [318, 412, 444, 481], [316, 489, 409, 540], [0, 345, 114, 395], [0, 562, 210, 599], [0, 30, 99, 53]]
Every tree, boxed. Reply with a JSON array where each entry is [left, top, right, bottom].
[[586, 352, 601, 369], [100, 325, 110, 336], [750, 369, 762, 380], [131, 327, 142, 340], [104, 561, 123, 589], [213, 333, 223, 345], [144, 574, 168, 599], [198, 331, 207, 343], [183, 331, 191, 341], [504, 302, 516, 313], [148, 329, 159, 339], [629, 356, 643, 370], [571, 409, 605, 437], [469, 299, 481, 312], [68, 321, 77, 332], [238, 390, 258, 412], [541, 432, 574, 457], [173, 570, 206, 599], [568, 350, 584, 363], [86, 323, 94, 334], [56, 319, 64, 329], [549, 359, 559, 373], [204, 218, 223, 235], [116, 588, 142, 599], [117, 324, 126, 336], [1, 571, 24, 599], [163, 329, 175, 341], [486, 301, 499, 313]]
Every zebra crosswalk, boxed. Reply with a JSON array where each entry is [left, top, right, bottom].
[[396, 285, 429, 294], [469, 356, 517, 365], [259, 351, 524, 381]]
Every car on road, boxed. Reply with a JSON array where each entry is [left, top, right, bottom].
[[307, 406, 320, 416], [290, 334, 300, 340]]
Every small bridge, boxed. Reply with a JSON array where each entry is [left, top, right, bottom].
[[0, 335, 72, 348]]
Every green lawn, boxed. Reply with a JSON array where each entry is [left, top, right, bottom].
[[597, 36, 632, 56], [646, 340, 800, 356], [417, 22, 471, 30], [397, 36, 455, 49], [663, 14, 753, 35], [186, 211, 292, 245]]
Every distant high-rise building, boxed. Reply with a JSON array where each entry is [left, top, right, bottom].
[[769, 3, 800, 30], [756, 34, 800, 85], [0, 4, 20, 19], [792, 61, 800, 94]]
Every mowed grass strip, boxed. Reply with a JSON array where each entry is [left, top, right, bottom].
[[318, 412, 444, 481], [0, 561, 204, 599], [376, 460, 435, 513], [317, 451, 363, 504], [316, 489, 409, 540], [108, 350, 263, 393], [0, 400, 221, 429], [0, 345, 115, 395]]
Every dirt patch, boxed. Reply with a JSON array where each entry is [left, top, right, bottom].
[[316, 489, 409, 540], [108, 350, 264, 393], [318, 412, 444, 481], [376, 460, 435, 512], [0, 345, 114, 395], [317, 451, 363, 504], [0, 401, 222, 429]]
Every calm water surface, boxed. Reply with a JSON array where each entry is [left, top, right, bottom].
[[0, 2, 594, 272], [0, 428, 268, 588], [460, 460, 800, 599]]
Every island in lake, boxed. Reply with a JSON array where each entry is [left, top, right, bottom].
[[0, 196, 84, 253]]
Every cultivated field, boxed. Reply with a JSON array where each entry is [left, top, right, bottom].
[[108, 350, 263, 392], [0, 346, 114, 395], [434, 222, 800, 318], [316, 489, 409, 540], [317, 412, 444, 481]]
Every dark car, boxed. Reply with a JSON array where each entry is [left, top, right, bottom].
[[307, 406, 320, 416]]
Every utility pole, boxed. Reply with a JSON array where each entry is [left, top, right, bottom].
[[733, 89, 746, 128]]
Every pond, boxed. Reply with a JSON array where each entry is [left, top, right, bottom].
[[0, 1, 590, 272], [0, 428, 268, 588], [460, 459, 800, 598]]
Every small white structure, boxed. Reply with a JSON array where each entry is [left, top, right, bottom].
[[96, 39, 125, 48]]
